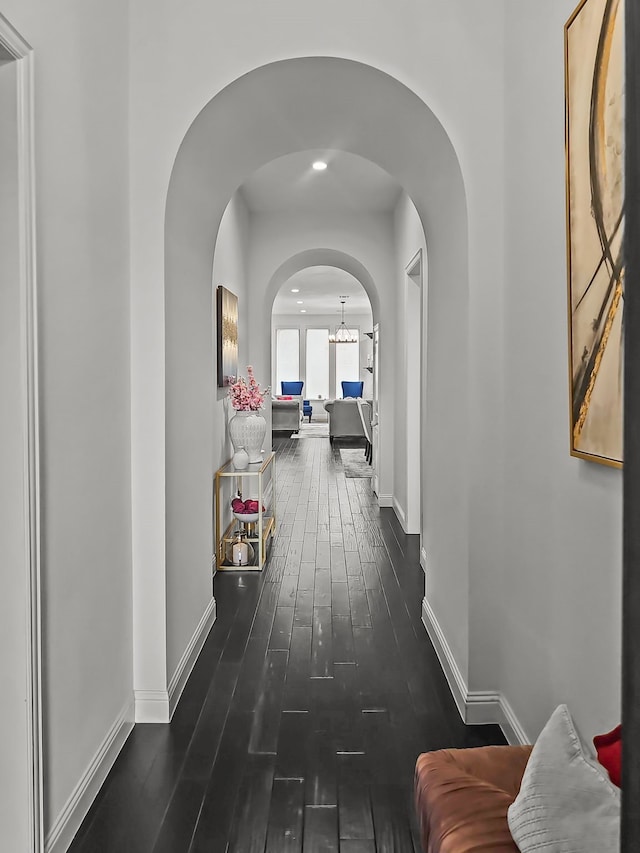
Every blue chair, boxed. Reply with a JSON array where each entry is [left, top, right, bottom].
[[341, 381, 364, 399], [281, 381, 313, 423]]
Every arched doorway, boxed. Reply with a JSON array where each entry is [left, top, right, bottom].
[[132, 56, 471, 719]]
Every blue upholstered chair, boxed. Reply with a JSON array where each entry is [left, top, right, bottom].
[[341, 381, 364, 399], [281, 381, 313, 423]]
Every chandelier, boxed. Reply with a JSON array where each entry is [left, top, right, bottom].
[[329, 297, 358, 344]]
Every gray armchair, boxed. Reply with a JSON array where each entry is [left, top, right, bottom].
[[324, 399, 371, 443]]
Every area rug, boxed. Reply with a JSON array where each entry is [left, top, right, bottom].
[[291, 423, 330, 438], [339, 447, 373, 477]]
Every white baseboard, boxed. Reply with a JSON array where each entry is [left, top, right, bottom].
[[377, 494, 393, 508], [421, 597, 467, 721], [135, 597, 217, 723], [46, 699, 134, 853], [168, 597, 216, 718], [392, 497, 408, 533], [134, 689, 170, 723], [421, 598, 529, 746]]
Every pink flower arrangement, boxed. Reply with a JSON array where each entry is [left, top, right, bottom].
[[228, 365, 270, 411]]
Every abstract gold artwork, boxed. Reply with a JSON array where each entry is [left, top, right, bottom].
[[216, 285, 239, 388], [565, 0, 625, 467]]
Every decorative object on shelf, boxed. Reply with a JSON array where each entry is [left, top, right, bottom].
[[231, 494, 265, 524], [216, 285, 239, 388], [229, 530, 254, 567], [228, 365, 269, 463], [329, 296, 358, 344], [565, 0, 624, 468], [232, 446, 249, 470], [215, 452, 276, 572]]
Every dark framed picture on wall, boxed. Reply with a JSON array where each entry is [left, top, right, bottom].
[[565, 0, 625, 468], [216, 285, 239, 387]]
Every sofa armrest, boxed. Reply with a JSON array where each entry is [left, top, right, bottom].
[[414, 745, 532, 853]]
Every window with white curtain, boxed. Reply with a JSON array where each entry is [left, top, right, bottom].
[[306, 329, 329, 399], [335, 330, 360, 395], [275, 328, 300, 393]]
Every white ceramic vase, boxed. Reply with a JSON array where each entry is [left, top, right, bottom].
[[229, 410, 266, 464], [232, 447, 249, 470]]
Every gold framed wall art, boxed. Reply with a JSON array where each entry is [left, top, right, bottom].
[[565, 0, 625, 467], [216, 285, 239, 388]]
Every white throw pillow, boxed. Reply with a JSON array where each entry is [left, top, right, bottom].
[[507, 704, 620, 853]]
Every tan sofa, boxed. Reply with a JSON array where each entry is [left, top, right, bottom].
[[414, 745, 532, 853]]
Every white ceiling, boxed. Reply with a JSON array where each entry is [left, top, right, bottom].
[[272, 266, 372, 315], [241, 150, 395, 315], [241, 149, 403, 214]]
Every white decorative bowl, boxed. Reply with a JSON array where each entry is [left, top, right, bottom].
[[233, 511, 260, 523]]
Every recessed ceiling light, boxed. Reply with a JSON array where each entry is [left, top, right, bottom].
[[312, 161, 327, 171], [291, 288, 300, 293], [300, 309, 307, 313], [296, 300, 303, 304]]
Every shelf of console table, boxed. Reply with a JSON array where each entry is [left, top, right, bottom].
[[214, 451, 276, 571]]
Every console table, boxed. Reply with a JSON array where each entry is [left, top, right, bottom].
[[214, 452, 276, 571]]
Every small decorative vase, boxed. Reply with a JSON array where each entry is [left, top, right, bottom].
[[233, 447, 249, 470], [229, 410, 266, 464]]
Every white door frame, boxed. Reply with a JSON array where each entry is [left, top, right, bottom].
[[404, 249, 423, 534], [0, 14, 43, 852]]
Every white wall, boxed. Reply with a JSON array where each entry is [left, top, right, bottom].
[[164, 192, 250, 679], [247, 211, 395, 497], [128, 0, 504, 727], [393, 193, 427, 534], [212, 192, 251, 464], [0, 55, 31, 851], [271, 312, 374, 402], [499, 0, 622, 740], [1, 0, 134, 841]]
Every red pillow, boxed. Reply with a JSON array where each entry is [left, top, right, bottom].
[[593, 724, 622, 787], [276, 395, 293, 400]]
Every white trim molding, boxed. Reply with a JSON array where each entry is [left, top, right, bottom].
[[421, 598, 530, 746], [135, 597, 217, 722], [0, 14, 43, 852], [134, 690, 170, 723], [168, 597, 216, 717], [377, 494, 393, 508], [45, 700, 134, 853], [392, 497, 408, 533]]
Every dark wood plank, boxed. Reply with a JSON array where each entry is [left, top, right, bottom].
[[226, 755, 275, 853], [265, 779, 304, 853], [332, 616, 355, 664], [311, 606, 333, 679], [338, 781, 374, 841], [339, 841, 376, 853], [314, 569, 332, 607], [69, 438, 507, 853], [152, 778, 206, 853], [269, 606, 294, 650], [303, 806, 339, 852], [294, 588, 314, 627], [189, 711, 253, 853], [249, 650, 288, 754], [331, 582, 351, 617]]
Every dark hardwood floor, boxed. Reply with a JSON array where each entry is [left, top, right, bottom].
[[69, 435, 504, 853]]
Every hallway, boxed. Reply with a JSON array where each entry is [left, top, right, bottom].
[[69, 436, 504, 852]]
